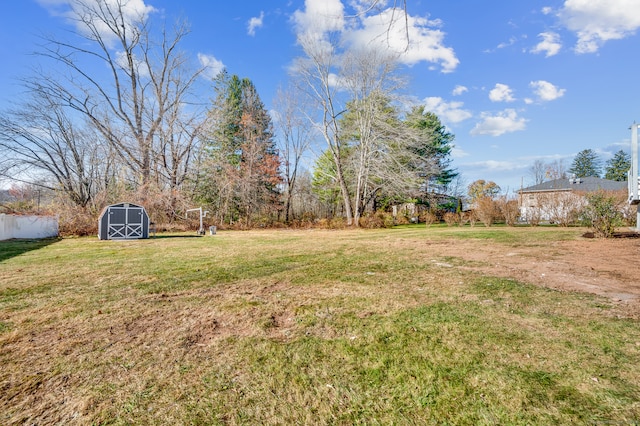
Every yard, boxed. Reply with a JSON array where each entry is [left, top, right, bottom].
[[1, 226, 639, 424]]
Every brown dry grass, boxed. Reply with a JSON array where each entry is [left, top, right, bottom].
[[1, 226, 640, 424]]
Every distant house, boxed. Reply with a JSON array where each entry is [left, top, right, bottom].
[[518, 176, 626, 223], [392, 193, 465, 222]]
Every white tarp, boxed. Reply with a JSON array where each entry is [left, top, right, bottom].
[[0, 214, 59, 240]]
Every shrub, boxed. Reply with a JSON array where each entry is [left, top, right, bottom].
[[524, 206, 542, 227], [55, 203, 99, 236], [443, 212, 460, 226], [542, 192, 582, 226], [496, 196, 520, 226], [458, 212, 470, 227], [423, 211, 437, 227], [468, 211, 478, 227], [580, 190, 624, 238], [474, 196, 498, 227], [359, 211, 395, 228]]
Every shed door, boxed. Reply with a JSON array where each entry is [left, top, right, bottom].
[[107, 205, 144, 239], [126, 206, 144, 238]]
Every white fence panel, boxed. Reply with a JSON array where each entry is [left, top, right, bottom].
[[0, 214, 59, 240]]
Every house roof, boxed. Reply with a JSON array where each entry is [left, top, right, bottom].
[[519, 177, 626, 193]]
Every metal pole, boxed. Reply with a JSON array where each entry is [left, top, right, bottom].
[[632, 123, 638, 199], [186, 207, 205, 235]]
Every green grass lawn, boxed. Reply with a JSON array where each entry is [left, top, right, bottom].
[[1, 226, 639, 424]]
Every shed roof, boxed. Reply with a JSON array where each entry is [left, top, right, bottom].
[[519, 177, 626, 193]]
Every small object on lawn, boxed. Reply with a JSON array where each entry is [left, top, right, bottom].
[[209, 226, 217, 235], [186, 207, 209, 235]]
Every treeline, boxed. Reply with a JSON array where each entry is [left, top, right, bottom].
[[0, 0, 460, 234], [528, 149, 631, 185]]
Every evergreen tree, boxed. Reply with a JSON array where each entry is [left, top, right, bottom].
[[338, 93, 404, 217], [569, 149, 602, 178], [604, 150, 631, 181], [201, 71, 281, 225], [404, 106, 457, 191]]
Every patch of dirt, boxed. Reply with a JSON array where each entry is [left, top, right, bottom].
[[428, 232, 640, 315]]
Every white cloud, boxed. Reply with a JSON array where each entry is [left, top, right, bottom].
[[484, 35, 527, 54], [422, 97, 472, 124], [450, 146, 470, 159], [115, 50, 149, 78], [497, 36, 517, 49], [541, 6, 554, 15], [292, 1, 459, 73], [468, 159, 522, 171], [247, 11, 265, 36], [458, 159, 528, 189], [292, 0, 345, 37], [530, 80, 566, 101], [37, 0, 157, 48], [198, 53, 225, 80], [489, 83, 515, 102], [452, 85, 468, 96], [327, 72, 348, 89], [531, 31, 562, 57], [347, 8, 459, 72], [291, 0, 346, 57], [558, 0, 640, 53], [470, 109, 527, 136]]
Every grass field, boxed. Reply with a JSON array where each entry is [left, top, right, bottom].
[[1, 226, 639, 424]]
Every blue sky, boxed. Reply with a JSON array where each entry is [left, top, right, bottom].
[[1, 0, 639, 193]]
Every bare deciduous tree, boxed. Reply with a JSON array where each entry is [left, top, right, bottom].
[[292, 31, 355, 225], [154, 97, 204, 217], [273, 86, 313, 223], [293, 22, 438, 226], [34, 0, 205, 191], [0, 89, 112, 208], [529, 159, 546, 185], [546, 159, 567, 180], [340, 47, 402, 224], [341, 99, 440, 219]]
